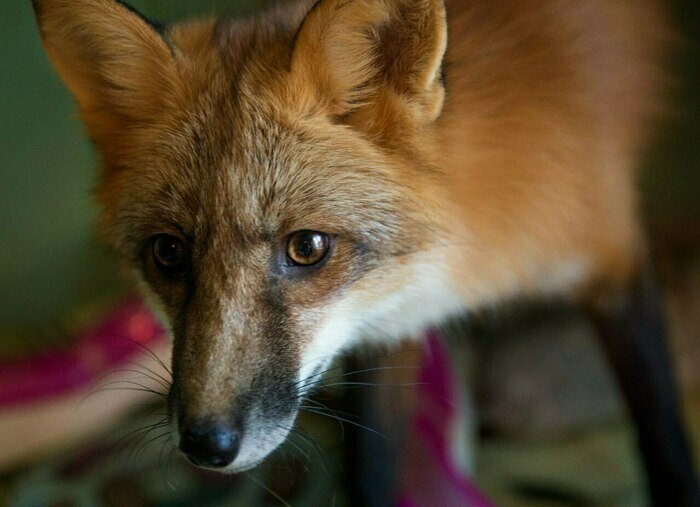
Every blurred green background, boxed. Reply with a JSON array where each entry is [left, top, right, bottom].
[[0, 0, 698, 332]]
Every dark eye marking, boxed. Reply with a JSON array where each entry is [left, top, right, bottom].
[[151, 233, 188, 274], [285, 230, 331, 267]]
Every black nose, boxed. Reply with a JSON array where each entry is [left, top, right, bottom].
[[179, 421, 241, 469]]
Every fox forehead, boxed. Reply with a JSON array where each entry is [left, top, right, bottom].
[[99, 106, 417, 255]]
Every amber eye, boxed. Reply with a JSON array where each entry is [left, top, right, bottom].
[[286, 230, 330, 266], [152, 234, 186, 272]]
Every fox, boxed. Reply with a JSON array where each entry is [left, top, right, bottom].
[[32, 0, 698, 504]]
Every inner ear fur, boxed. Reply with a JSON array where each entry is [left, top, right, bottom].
[[33, 0, 181, 143], [291, 0, 448, 123]]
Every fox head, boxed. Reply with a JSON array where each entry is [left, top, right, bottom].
[[34, 0, 462, 471]]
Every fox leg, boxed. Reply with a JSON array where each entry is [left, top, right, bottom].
[[342, 349, 415, 507], [587, 264, 699, 506]]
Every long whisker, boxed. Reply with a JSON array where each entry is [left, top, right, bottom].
[[128, 430, 172, 466], [276, 422, 335, 479], [299, 407, 390, 443], [99, 368, 171, 391], [298, 398, 349, 440], [103, 333, 173, 376], [91, 380, 168, 400], [246, 472, 293, 507], [131, 362, 172, 388], [164, 444, 180, 491], [157, 432, 175, 480], [112, 418, 169, 452], [318, 380, 427, 390], [111, 416, 170, 469]]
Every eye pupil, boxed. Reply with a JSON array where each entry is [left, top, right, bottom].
[[287, 231, 330, 266], [153, 234, 185, 271], [297, 237, 314, 258]]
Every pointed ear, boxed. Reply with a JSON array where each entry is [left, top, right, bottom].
[[33, 0, 181, 143], [291, 0, 447, 123]]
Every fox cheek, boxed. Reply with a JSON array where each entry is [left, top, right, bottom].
[[296, 305, 359, 388]]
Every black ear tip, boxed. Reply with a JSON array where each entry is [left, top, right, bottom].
[[114, 0, 166, 34], [114, 0, 142, 16]]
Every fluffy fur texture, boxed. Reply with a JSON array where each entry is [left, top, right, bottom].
[[34, 0, 670, 471]]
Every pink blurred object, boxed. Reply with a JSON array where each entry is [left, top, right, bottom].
[[0, 299, 165, 409], [397, 330, 493, 507], [0, 298, 169, 471]]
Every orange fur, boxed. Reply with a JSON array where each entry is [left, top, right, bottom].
[[33, 0, 672, 473]]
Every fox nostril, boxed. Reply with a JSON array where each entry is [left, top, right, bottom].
[[179, 421, 241, 469]]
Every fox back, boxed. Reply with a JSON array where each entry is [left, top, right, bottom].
[[34, 0, 670, 472]]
